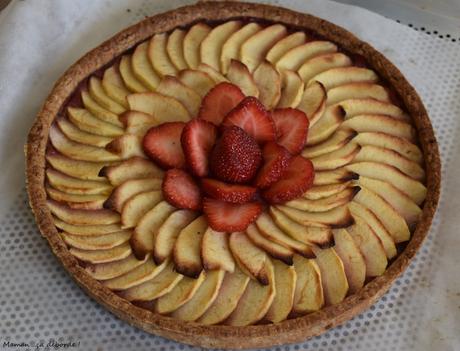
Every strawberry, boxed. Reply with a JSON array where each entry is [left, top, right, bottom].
[[203, 197, 262, 232], [210, 126, 262, 183], [271, 108, 309, 154], [254, 142, 291, 189], [222, 97, 276, 144], [181, 119, 217, 177], [198, 82, 245, 125], [201, 178, 257, 204], [162, 169, 202, 210], [262, 156, 315, 204], [143, 122, 186, 169]]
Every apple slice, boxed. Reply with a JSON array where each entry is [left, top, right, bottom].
[[183, 23, 211, 69], [327, 83, 390, 106], [340, 98, 409, 121], [240, 24, 287, 72], [303, 181, 352, 200], [46, 168, 112, 195], [310, 142, 361, 171], [306, 105, 345, 145], [220, 22, 262, 74], [60, 230, 131, 251], [312, 67, 378, 91], [276, 204, 353, 228], [120, 111, 159, 135], [82, 83, 125, 126], [332, 229, 366, 294], [46, 153, 107, 181], [197, 63, 229, 83], [298, 52, 352, 83], [297, 81, 327, 126], [132, 41, 161, 90], [148, 33, 177, 77], [153, 210, 197, 265], [266, 31, 307, 63], [313, 168, 358, 186], [302, 130, 356, 159], [121, 190, 162, 229], [56, 118, 112, 148], [46, 186, 106, 209], [202, 228, 235, 272], [312, 247, 348, 305], [265, 259, 296, 323], [292, 255, 324, 313], [178, 69, 216, 97], [100, 156, 163, 186], [166, 28, 188, 70], [253, 60, 281, 110], [276, 41, 337, 72], [67, 106, 123, 137], [277, 70, 304, 108], [130, 201, 176, 258], [119, 55, 148, 93], [173, 216, 207, 278], [171, 270, 225, 321], [101, 65, 130, 107], [127, 92, 190, 122], [226, 60, 259, 97], [157, 75, 201, 116], [105, 134, 145, 159], [229, 232, 269, 284], [200, 21, 242, 70], [53, 217, 122, 236], [225, 260, 275, 326], [69, 242, 131, 264], [48, 199, 120, 225], [85, 253, 148, 280], [287, 187, 359, 212], [88, 77, 126, 114]]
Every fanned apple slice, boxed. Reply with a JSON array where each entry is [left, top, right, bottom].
[[311, 67, 378, 90], [276, 204, 353, 229], [103, 178, 162, 212], [225, 260, 275, 326], [352, 187, 410, 243], [197, 268, 250, 325], [85, 253, 148, 280], [302, 130, 357, 159], [221, 22, 262, 74], [67, 106, 123, 137], [246, 224, 294, 265], [229, 232, 269, 284], [61, 230, 131, 251], [166, 29, 188, 70], [119, 262, 183, 301], [130, 201, 176, 258], [70, 242, 131, 264], [173, 216, 207, 278], [119, 55, 148, 93], [156, 75, 201, 116], [269, 207, 332, 247], [303, 181, 352, 200], [127, 92, 190, 122], [277, 70, 304, 108], [312, 247, 348, 305], [71, 92, 122, 127], [121, 190, 163, 229], [287, 187, 359, 212], [153, 210, 197, 265], [265, 259, 296, 323], [171, 270, 225, 321], [178, 69, 216, 97], [46, 153, 107, 181], [276, 41, 337, 72], [297, 81, 327, 126], [306, 105, 345, 146], [120, 111, 159, 135], [46, 187, 107, 209], [292, 255, 324, 313], [202, 228, 235, 272], [148, 33, 177, 77], [105, 134, 145, 159], [327, 83, 390, 106], [183, 23, 211, 69], [266, 31, 307, 63], [88, 77, 126, 114], [101, 66, 130, 107], [311, 142, 361, 171], [53, 217, 122, 236], [298, 52, 352, 83], [313, 168, 358, 186], [346, 162, 426, 205], [332, 229, 366, 294], [48, 199, 120, 225], [240, 24, 287, 72], [200, 20, 242, 70], [46, 168, 112, 195], [100, 156, 163, 186], [226, 59, 259, 97], [340, 98, 409, 121], [132, 41, 161, 90], [197, 63, 229, 83], [56, 118, 112, 147], [253, 60, 281, 110]]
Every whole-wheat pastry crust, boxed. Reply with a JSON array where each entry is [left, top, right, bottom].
[[25, 1, 440, 349]]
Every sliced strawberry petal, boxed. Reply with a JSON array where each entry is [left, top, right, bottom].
[[271, 108, 309, 154], [162, 169, 202, 210], [201, 178, 257, 204], [255, 142, 291, 189]]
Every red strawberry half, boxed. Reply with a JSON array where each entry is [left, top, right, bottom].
[[223, 97, 276, 144], [162, 169, 202, 210], [201, 178, 257, 204], [198, 82, 245, 125], [262, 156, 315, 204], [143, 122, 186, 169], [203, 197, 262, 232], [271, 108, 309, 154], [255, 142, 291, 189], [181, 119, 217, 177]]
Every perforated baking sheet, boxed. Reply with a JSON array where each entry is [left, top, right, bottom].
[[0, 0, 459, 350]]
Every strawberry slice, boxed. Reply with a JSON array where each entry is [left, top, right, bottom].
[[202, 178, 257, 204], [222, 97, 276, 144], [262, 156, 315, 204], [181, 119, 217, 177], [203, 197, 262, 232], [198, 82, 245, 125], [143, 122, 186, 169], [255, 142, 291, 189], [162, 169, 202, 210], [271, 108, 309, 154]]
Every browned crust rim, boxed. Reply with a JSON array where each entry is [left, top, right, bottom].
[[25, 1, 441, 349]]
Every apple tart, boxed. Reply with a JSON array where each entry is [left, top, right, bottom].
[[26, 1, 440, 348]]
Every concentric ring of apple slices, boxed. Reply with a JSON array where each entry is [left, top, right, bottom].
[[45, 20, 426, 326]]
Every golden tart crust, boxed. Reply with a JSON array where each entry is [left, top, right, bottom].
[[26, 1, 440, 348]]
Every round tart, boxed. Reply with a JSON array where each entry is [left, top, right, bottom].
[[26, 1, 440, 349]]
